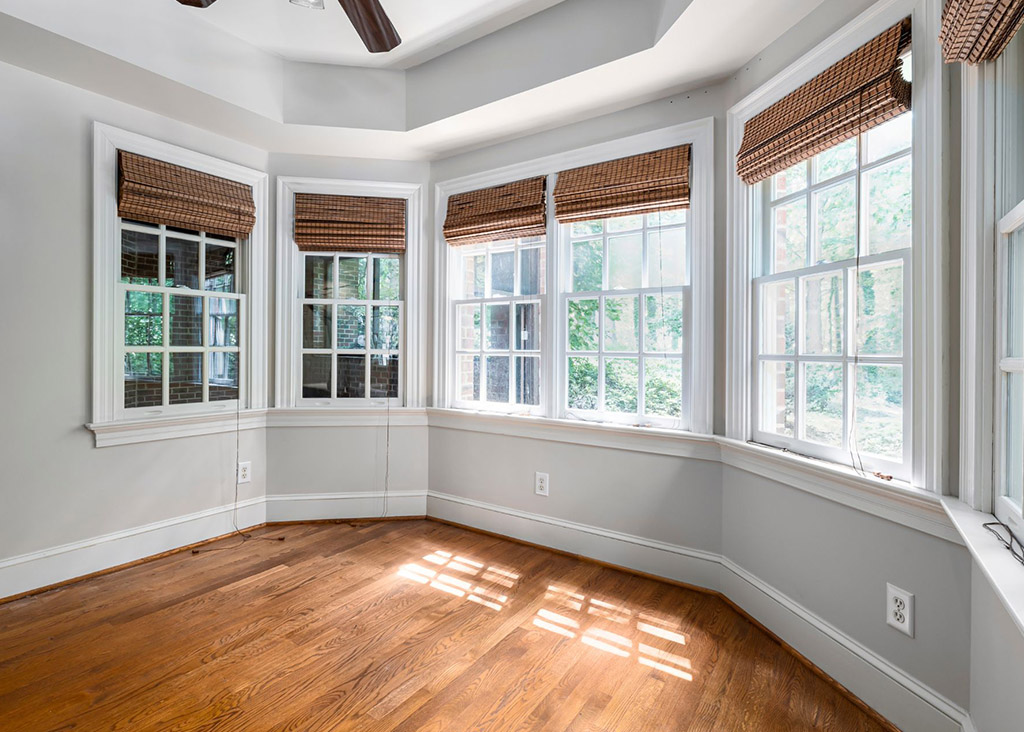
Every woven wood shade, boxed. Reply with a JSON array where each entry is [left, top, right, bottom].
[[553, 145, 691, 224], [117, 151, 256, 239], [293, 194, 407, 253], [443, 177, 547, 247], [940, 0, 1024, 63], [736, 19, 912, 186]]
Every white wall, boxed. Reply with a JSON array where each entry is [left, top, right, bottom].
[[969, 566, 1024, 732]]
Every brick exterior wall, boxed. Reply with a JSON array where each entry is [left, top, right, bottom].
[[370, 355, 399, 398], [165, 239, 199, 289], [169, 295, 202, 347], [121, 231, 159, 284], [337, 356, 366, 398]]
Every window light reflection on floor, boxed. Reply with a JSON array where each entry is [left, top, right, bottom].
[[396, 549, 520, 611]]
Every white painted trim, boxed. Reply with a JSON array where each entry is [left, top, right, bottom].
[[267, 408, 429, 428], [724, 0, 948, 495], [91, 123, 270, 424], [0, 497, 266, 600], [274, 177, 425, 410], [87, 409, 268, 448], [265, 491, 427, 522], [432, 119, 716, 434], [426, 490, 970, 732]]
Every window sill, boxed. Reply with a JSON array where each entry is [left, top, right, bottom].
[[87, 409, 269, 448], [267, 408, 429, 428], [942, 497, 1024, 638]]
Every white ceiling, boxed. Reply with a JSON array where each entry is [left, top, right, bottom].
[[191, 0, 568, 68]]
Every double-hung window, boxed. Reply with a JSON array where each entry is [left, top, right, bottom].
[[452, 237, 545, 411], [753, 114, 913, 477], [563, 210, 689, 426]]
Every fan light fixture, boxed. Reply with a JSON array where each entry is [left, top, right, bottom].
[[290, 0, 326, 8]]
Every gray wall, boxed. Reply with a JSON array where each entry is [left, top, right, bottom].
[[969, 566, 1024, 732]]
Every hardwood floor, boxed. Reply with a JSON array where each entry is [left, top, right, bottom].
[[0, 521, 895, 731]]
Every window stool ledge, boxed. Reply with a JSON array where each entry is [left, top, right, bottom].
[[86, 409, 268, 448]]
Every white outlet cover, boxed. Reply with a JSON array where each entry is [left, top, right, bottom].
[[237, 461, 252, 484], [535, 472, 549, 496], [886, 583, 914, 638]]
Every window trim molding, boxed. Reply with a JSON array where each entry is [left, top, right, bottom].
[[433, 118, 715, 434], [274, 176, 425, 410], [91, 122, 269, 428], [725, 0, 947, 494]]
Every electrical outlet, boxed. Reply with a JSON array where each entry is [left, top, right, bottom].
[[535, 472, 549, 497], [886, 583, 914, 637], [237, 461, 252, 484]]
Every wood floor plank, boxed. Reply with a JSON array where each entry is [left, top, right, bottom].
[[0, 520, 898, 732]]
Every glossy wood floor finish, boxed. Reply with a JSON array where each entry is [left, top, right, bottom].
[[0, 521, 896, 731]]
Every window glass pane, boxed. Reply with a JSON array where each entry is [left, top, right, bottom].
[[121, 230, 159, 285], [169, 294, 202, 348], [209, 352, 238, 402], [370, 354, 399, 398], [772, 162, 807, 199], [208, 298, 238, 347], [301, 354, 331, 398], [1005, 372, 1023, 503], [124, 353, 162, 409], [304, 256, 334, 299], [458, 354, 481, 401], [568, 299, 599, 352], [125, 291, 163, 347], [373, 257, 401, 301], [647, 209, 687, 227], [337, 355, 366, 398], [485, 304, 510, 351], [372, 306, 400, 350], [813, 138, 857, 183], [772, 198, 807, 273], [761, 361, 795, 436], [1007, 229, 1024, 359], [605, 358, 639, 413], [567, 357, 598, 410], [608, 234, 643, 290], [760, 280, 795, 355], [813, 179, 856, 263], [854, 364, 903, 460], [519, 247, 545, 296], [863, 155, 913, 254], [515, 356, 541, 406], [486, 356, 510, 402], [463, 254, 485, 298], [571, 220, 603, 237], [604, 296, 639, 352], [169, 352, 203, 405], [337, 305, 366, 350], [165, 238, 200, 290], [801, 272, 843, 355], [515, 302, 540, 351], [457, 304, 481, 351], [863, 113, 912, 164], [645, 359, 682, 417], [607, 215, 644, 232], [645, 294, 683, 354], [303, 304, 333, 349], [572, 239, 603, 292], [803, 363, 843, 447], [205, 244, 235, 293], [338, 257, 367, 299], [647, 228, 687, 287], [856, 262, 903, 356], [491, 251, 515, 297]]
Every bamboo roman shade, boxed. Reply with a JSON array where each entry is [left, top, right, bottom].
[[736, 19, 912, 185], [117, 151, 256, 239], [553, 145, 691, 223], [940, 0, 1024, 63], [293, 194, 407, 253], [443, 177, 547, 247]]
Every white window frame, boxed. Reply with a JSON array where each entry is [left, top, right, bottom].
[[90, 123, 269, 438], [434, 118, 715, 435], [725, 0, 947, 494], [276, 177, 424, 411], [450, 237, 547, 415]]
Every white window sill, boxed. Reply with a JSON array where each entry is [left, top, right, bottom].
[[942, 497, 1024, 638], [87, 409, 269, 448]]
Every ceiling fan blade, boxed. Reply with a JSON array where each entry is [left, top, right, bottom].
[[176, 0, 219, 7], [337, 0, 402, 53]]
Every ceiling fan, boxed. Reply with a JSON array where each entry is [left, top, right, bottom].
[[176, 0, 402, 54]]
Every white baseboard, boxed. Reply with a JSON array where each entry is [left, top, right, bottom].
[[427, 490, 971, 732], [0, 497, 266, 600], [265, 491, 427, 522]]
